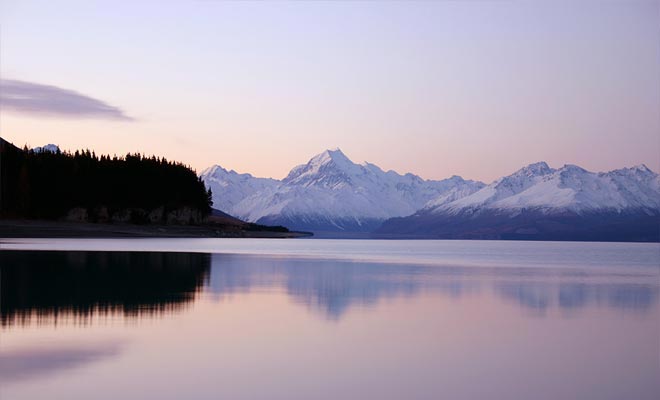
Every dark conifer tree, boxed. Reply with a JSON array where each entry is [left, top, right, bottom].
[[0, 140, 212, 222]]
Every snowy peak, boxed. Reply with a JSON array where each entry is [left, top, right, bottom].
[[283, 148, 361, 187], [200, 164, 229, 177], [514, 161, 553, 177], [630, 164, 653, 174], [309, 148, 352, 167], [444, 162, 555, 211], [32, 144, 60, 153], [200, 164, 260, 181], [607, 164, 656, 180], [492, 162, 554, 192], [558, 164, 588, 176]]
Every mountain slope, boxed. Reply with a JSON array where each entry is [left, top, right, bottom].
[[201, 149, 484, 233], [199, 165, 279, 215], [376, 162, 660, 241]]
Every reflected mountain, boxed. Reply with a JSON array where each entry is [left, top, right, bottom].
[[0, 251, 210, 327], [496, 281, 659, 313], [1, 250, 657, 325], [208, 254, 659, 319], [207, 255, 471, 319]]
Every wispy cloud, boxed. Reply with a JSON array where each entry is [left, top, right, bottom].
[[0, 79, 134, 121], [0, 341, 123, 383]]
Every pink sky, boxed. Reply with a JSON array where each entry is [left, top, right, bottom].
[[1, 1, 658, 182]]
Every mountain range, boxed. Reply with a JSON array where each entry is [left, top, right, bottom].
[[201, 149, 484, 234], [201, 150, 660, 241], [377, 162, 660, 241]]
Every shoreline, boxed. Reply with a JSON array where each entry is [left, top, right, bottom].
[[0, 219, 312, 239]]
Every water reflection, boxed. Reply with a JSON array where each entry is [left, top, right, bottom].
[[2, 245, 657, 400], [207, 254, 659, 319], [0, 251, 657, 327], [0, 250, 210, 327], [208, 256, 441, 318], [0, 341, 123, 383], [497, 282, 659, 313]]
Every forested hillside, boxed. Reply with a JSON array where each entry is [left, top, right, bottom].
[[0, 137, 212, 224]]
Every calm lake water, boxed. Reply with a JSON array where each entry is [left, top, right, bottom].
[[1, 239, 659, 400]]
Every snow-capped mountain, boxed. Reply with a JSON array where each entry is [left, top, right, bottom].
[[32, 144, 60, 153], [428, 162, 660, 215], [376, 162, 660, 241], [199, 165, 278, 214], [201, 149, 484, 233]]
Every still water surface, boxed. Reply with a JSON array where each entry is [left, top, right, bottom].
[[1, 239, 659, 400]]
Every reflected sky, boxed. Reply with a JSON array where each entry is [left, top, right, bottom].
[[2, 249, 657, 325], [1, 240, 658, 400], [206, 254, 659, 319]]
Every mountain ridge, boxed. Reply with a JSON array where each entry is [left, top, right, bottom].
[[376, 161, 660, 241], [431, 161, 660, 215], [202, 153, 659, 239], [201, 148, 485, 233]]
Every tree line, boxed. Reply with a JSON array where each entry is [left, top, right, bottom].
[[0, 139, 212, 223]]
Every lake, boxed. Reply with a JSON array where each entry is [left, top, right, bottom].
[[1, 239, 658, 400]]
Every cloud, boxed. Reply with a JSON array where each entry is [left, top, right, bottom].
[[0, 341, 123, 383], [0, 79, 134, 121]]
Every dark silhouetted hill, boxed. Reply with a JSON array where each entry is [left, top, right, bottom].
[[0, 137, 211, 224]]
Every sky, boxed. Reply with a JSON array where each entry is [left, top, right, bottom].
[[0, 0, 658, 183]]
